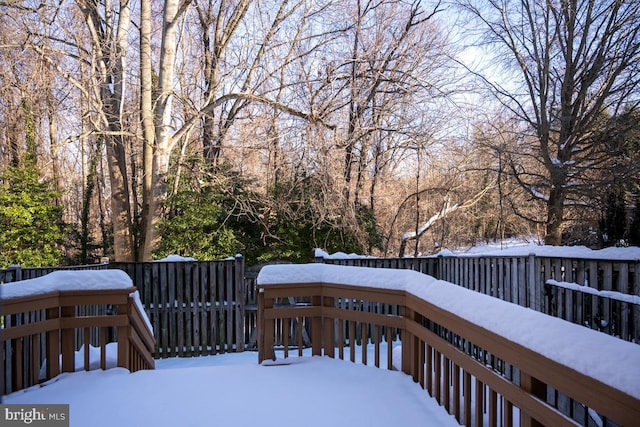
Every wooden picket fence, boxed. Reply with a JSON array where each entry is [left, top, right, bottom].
[[110, 256, 246, 357], [318, 254, 640, 343]]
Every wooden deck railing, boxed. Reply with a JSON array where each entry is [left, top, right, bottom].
[[1, 287, 155, 395], [257, 265, 640, 427]]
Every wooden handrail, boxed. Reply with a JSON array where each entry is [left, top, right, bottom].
[[1, 287, 155, 395], [257, 272, 640, 427]]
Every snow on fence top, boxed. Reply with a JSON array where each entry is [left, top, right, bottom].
[[257, 263, 640, 400], [315, 243, 640, 260], [547, 279, 640, 305]]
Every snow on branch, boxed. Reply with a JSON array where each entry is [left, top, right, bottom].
[[399, 183, 494, 257]]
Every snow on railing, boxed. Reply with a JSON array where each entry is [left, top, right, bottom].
[[1, 270, 155, 395], [257, 263, 640, 427]]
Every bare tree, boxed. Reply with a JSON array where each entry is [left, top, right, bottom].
[[337, 0, 446, 206], [460, 0, 640, 244], [139, 0, 343, 259], [195, 0, 252, 167]]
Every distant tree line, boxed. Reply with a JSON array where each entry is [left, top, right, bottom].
[[0, 0, 638, 268]]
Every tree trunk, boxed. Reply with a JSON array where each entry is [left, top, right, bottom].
[[80, 141, 102, 263], [105, 134, 134, 261], [141, 0, 182, 261], [108, 0, 134, 261], [343, 0, 362, 203], [78, 0, 135, 261], [139, 0, 154, 261], [47, 96, 62, 204], [545, 187, 565, 245]]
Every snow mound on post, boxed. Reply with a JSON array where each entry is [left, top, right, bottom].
[[154, 254, 197, 262], [314, 248, 377, 259]]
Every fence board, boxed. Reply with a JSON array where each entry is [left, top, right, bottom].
[[634, 262, 640, 343], [208, 263, 218, 354], [226, 261, 234, 351], [517, 258, 526, 306], [483, 257, 491, 295], [191, 264, 200, 356], [199, 265, 207, 356]]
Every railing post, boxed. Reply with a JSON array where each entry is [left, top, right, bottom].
[[256, 289, 264, 363], [117, 301, 130, 370], [519, 372, 546, 427], [46, 306, 60, 379], [257, 289, 275, 363], [401, 306, 418, 382], [323, 296, 335, 358], [311, 295, 322, 356], [60, 304, 75, 373], [257, 289, 265, 363]]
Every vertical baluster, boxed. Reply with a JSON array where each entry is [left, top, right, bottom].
[[464, 371, 472, 427]]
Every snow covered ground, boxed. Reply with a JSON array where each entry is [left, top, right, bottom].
[[316, 239, 640, 260], [444, 241, 640, 260], [3, 346, 460, 427]]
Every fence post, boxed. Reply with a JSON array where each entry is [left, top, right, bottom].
[[436, 255, 443, 281], [527, 254, 538, 310], [634, 261, 640, 343], [235, 255, 245, 352], [6, 265, 22, 282]]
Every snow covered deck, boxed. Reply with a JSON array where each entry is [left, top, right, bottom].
[[4, 350, 460, 427]]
